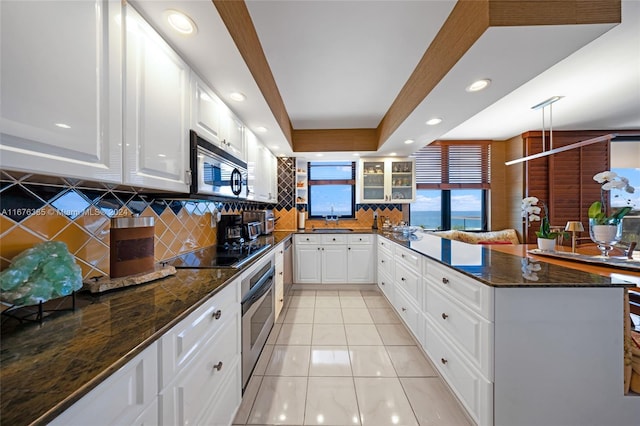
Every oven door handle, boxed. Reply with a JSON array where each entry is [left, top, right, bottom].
[[241, 266, 275, 315]]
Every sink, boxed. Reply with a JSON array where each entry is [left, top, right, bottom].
[[311, 228, 354, 233]]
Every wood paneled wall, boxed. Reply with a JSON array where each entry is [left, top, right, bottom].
[[522, 131, 611, 243]]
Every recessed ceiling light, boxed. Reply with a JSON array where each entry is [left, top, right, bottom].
[[229, 92, 246, 102], [352, 153, 360, 157], [164, 9, 197, 36], [256, 126, 268, 133], [55, 123, 71, 129], [270, 145, 279, 150], [466, 79, 491, 92], [316, 153, 323, 157], [390, 152, 397, 156], [426, 118, 442, 126], [404, 139, 415, 144]]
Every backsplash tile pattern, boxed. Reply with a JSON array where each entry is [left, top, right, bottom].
[[0, 171, 270, 280]]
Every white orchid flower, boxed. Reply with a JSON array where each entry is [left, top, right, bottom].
[[526, 206, 541, 214], [528, 214, 541, 222], [602, 180, 626, 191], [593, 170, 617, 183]]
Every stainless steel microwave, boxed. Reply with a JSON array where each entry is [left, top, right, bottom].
[[190, 130, 248, 199]]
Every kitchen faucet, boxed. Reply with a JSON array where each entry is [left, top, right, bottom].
[[324, 206, 340, 225]]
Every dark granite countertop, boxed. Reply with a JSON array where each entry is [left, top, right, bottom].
[[377, 231, 636, 288], [0, 232, 293, 426]]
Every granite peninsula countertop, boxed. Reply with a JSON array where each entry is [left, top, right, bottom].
[[1, 229, 634, 425]]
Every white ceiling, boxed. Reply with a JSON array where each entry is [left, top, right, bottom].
[[132, 0, 640, 159]]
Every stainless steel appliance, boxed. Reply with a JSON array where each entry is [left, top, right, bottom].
[[283, 238, 293, 298], [190, 130, 247, 199], [241, 254, 275, 389], [244, 221, 262, 241], [242, 209, 275, 235]]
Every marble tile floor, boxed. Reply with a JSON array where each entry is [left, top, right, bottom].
[[233, 289, 474, 426]]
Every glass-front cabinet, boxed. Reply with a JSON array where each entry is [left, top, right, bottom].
[[359, 158, 415, 203]]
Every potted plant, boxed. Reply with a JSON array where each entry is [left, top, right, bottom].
[[522, 197, 566, 251], [588, 170, 635, 256]]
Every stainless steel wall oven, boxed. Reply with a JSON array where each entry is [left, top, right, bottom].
[[240, 254, 275, 390]]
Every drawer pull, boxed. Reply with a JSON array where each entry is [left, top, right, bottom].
[[381, 281, 385, 286], [441, 277, 449, 284], [401, 254, 405, 258], [441, 313, 449, 320], [213, 310, 222, 320], [401, 307, 407, 312], [279, 298, 284, 302], [213, 361, 223, 371], [441, 358, 448, 365], [332, 238, 336, 241], [381, 260, 385, 263], [348, 247, 351, 250], [401, 277, 406, 281], [306, 238, 310, 241], [279, 271, 284, 275]]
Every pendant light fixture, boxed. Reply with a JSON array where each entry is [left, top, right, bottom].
[[531, 95, 563, 152]]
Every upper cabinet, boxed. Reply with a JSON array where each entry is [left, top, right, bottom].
[[123, 5, 190, 192], [246, 130, 277, 204], [359, 158, 415, 203], [0, 0, 123, 183], [191, 74, 246, 162]]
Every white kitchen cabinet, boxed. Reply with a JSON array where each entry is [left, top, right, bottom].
[[123, 5, 190, 192], [347, 234, 375, 283], [274, 242, 285, 320], [218, 108, 246, 162], [252, 141, 278, 203], [50, 342, 158, 426], [294, 235, 322, 284], [359, 158, 415, 203], [0, 0, 123, 183], [294, 234, 350, 284], [191, 73, 222, 147], [160, 278, 241, 426], [321, 243, 348, 283]]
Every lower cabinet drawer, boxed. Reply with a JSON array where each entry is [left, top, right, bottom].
[[162, 313, 241, 426], [426, 285, 493, 379], [395, 262, 420, 305], [425, 319, 493, 426], [378, 247, 393, 276], [377, 270, 394, 306], [394, 287, 421, 340], [161, 280, 239, 386]]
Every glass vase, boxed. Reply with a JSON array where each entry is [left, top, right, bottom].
[[589, 218, 623, 257]]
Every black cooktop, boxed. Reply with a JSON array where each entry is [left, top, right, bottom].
[[168, 242, 271, 269]]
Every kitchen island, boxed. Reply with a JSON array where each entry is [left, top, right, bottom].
[[1, 230, 638, 425]]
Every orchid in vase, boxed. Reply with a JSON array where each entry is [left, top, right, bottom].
[[522, 197, 567, 250], [588, 170, 635, 256]]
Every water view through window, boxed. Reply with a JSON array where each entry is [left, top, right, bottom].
[[411, 189, 483, 230], [308, 162, 355, 217]]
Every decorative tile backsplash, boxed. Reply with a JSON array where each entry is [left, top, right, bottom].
[[1, 159, 405, 280]]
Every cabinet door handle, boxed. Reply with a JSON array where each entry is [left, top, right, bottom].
[[381, 281, 385, 286], [306, 238, 310, 241], [441, 313, 449, 320], [401, 307, 407, 312], [441, 358, 448, 365], [212, 310, 222, 320], [401, 254, 405, 258], [401, 277, 406, 281], [279, 298, 284, 302], [213, 361, 223, 371], [317, 247, 321, 250], [332, 238, 336, 241], [280, 250, 283, 254], [348, 247, 351, 250], [442, 277, 449, 285], [279, 271, 283, 275], [380, 260, 384, 263]]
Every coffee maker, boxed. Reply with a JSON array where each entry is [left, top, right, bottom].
[[217, 214, 242, 244]]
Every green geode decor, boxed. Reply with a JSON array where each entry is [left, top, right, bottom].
[[0, 241, 82, 306]]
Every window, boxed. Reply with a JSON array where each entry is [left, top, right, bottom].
[[308, 162, 356, 218], [410, 142, 490, 230]]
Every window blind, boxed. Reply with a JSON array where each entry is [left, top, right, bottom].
[[412, 141, 490, 189]]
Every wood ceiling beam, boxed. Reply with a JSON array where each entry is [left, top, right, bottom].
[[292, 129, 378, 153], [376, 0, 620, 149], [212, 0, 293, 147]]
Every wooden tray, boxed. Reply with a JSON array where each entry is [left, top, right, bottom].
[[83, 265, 176, 294], [528, 249, 640, 272]]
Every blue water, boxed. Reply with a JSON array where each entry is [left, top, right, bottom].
[[410, 211, 482, 230]]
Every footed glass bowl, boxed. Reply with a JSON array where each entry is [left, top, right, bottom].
[[392, 225, 421, 236]]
